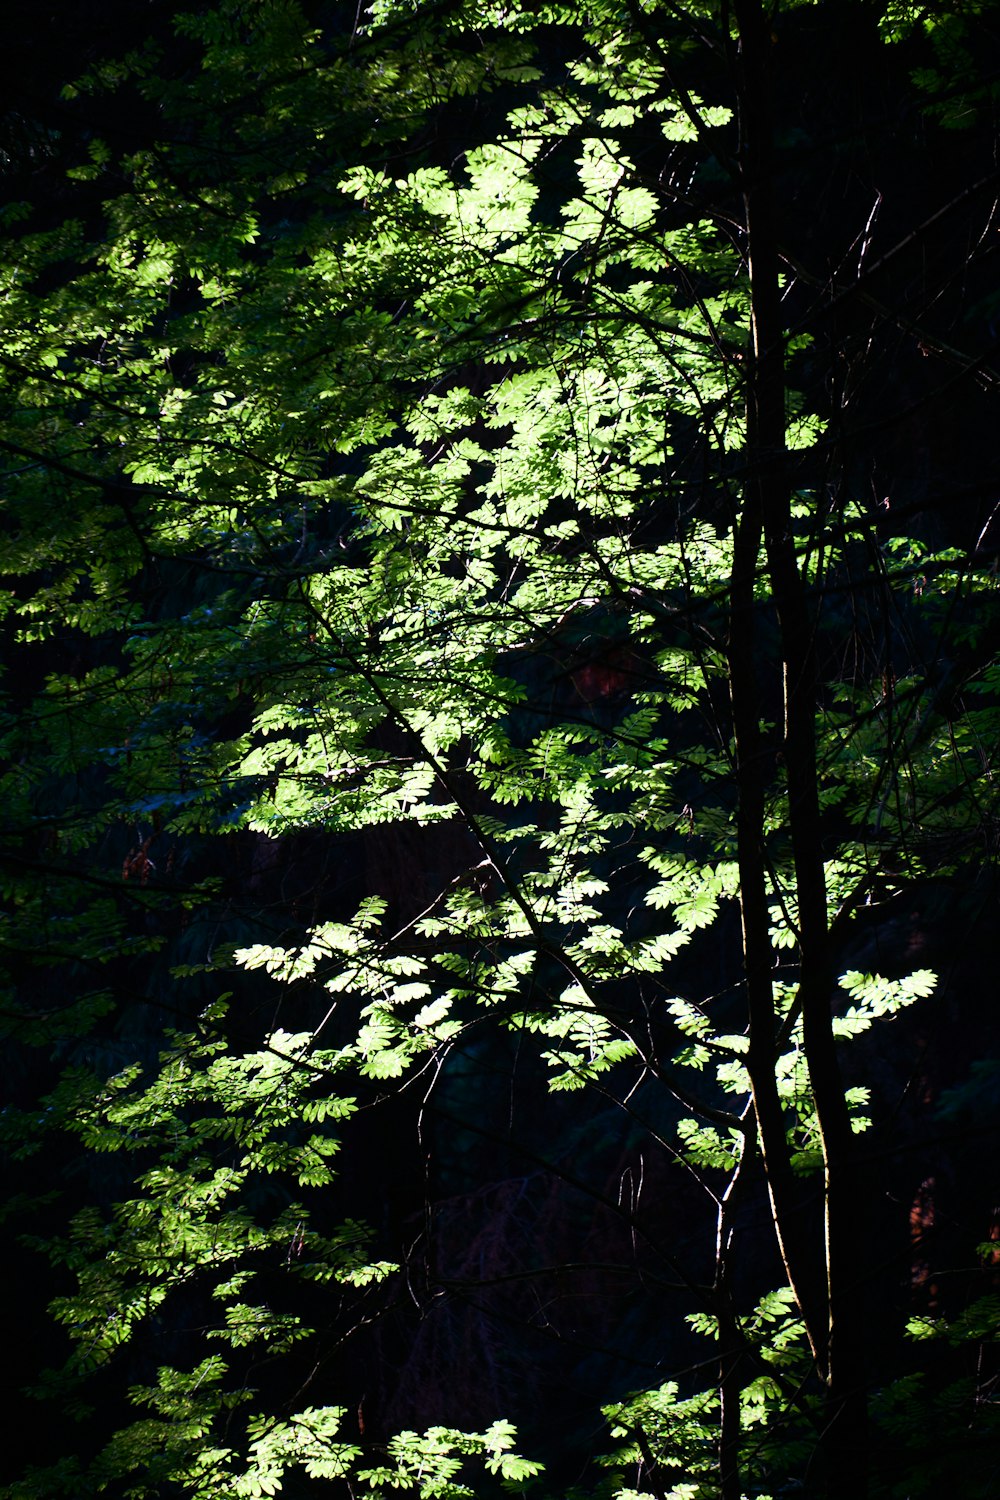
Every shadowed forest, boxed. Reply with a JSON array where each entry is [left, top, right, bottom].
[[2, 2, 1000, 1497]]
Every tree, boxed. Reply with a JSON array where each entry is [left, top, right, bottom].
[[3, 1, 1000, 1496]]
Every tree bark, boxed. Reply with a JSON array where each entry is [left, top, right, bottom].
[[731, 2, 869, 1492]]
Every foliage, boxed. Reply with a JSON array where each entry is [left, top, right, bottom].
[[2, 0, 1000, 1497]]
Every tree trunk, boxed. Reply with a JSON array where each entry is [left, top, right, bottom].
[[731, 2, 869, 1492]]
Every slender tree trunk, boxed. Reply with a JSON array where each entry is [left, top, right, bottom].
[[731, 2, 869, 1492], [716, 1290, 744, 1500], [727, 0, 827, 1363], [715, 1121, 755, 1500]]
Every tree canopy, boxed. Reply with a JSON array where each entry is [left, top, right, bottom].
[[3, 2, 1000, 1497]]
